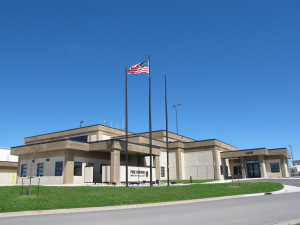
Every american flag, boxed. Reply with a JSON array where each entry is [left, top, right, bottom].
[[128, 61, 149, 75]]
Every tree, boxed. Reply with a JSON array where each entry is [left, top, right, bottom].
[[23, 136, 41, 196], [229, 151, 234, 186]]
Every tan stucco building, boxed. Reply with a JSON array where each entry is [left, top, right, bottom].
[[0, 147, 18, 185], [11, 124, 291, 185], [221, 148, 290, 179]]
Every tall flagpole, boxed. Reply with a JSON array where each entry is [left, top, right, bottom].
[[125, 66, 129, 187], [148, 55, 153, 187], [165, 75, 170, 186]]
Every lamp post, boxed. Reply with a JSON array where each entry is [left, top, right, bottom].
[[173, 103, 181, 135], [80, 120, 84, 128], [289, 145, 294, 166]]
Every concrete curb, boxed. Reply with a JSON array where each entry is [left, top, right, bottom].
[[0, 184, 298, 218], [272, 218, 300, 225]]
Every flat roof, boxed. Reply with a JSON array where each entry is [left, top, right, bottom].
[[23, 124, 236, 148], [25, 124, 125, 139], [220, 147, 287, 153], [186, 139, 237, 148], [0, 161, 18, 168], [137, 130, 196, 141]]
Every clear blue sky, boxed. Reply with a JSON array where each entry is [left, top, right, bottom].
[[1, 1, 299, 164]]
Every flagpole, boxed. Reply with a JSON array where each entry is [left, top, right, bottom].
[[165, 75, 170, 186], [148, 55, 153, 187], [125, 66, 129, 187]]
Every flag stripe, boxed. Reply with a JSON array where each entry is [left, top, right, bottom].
[[128, 61, 149, 74]]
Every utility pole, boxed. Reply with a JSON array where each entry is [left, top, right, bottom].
[[289, 145, 294, 166]]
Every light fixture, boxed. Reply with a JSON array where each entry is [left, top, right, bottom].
[[173, 103, 182, 134]]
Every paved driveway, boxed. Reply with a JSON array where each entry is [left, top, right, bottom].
[[232, 178, 300, 187], [1, 192, 300, 225]]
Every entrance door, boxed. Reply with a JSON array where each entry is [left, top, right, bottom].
[[84, 166, 94, 183], [247, 161, 260, 178]]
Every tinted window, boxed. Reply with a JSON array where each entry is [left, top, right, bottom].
[[55, 161, 63, 176], [70, 136, 88, 143], [21, 164, 27, 177], [37, 163, 44, 176], [271, 163, 280, 173], [161, 167, 165, 177], [234, 166, 242, 175], [74, 162, 82, 176]]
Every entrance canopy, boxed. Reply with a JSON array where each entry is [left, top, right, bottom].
[[220, 148, 290, 179], [221, 148, 290, 159]]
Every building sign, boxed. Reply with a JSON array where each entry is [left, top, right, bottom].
[[102, 165, 156, 182], [130, 169, 148, 178], [120, 166, 156, 182], [246, 151, 253, 155]]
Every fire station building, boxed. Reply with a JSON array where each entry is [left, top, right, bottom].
[[11, 124, 290, 185]]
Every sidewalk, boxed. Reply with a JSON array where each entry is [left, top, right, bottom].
[[204, 177, 300, 184]]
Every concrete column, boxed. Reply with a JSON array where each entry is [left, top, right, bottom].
[[63, 150, 74, 184], [280, 156, 287, 178], [110, 149, 120, 184], [153, 155, 160, 181], [221, 158, 227, 179], [213, 148, 221, 180], [176, 149, 183, 180], [16, 156, 21, 184], [284, 158, 290, 177], [240, 157, 247, 179], [259, 155, 267, 178]]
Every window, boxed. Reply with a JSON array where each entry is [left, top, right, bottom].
[[69, 136, 88, 143], [161, 167, 165, 177], [271, 163, 280, 173], [21, 164, 27, 177], [55, 161, 63, 176], [234, 166, 242, 175], [74, 162, 82, 176], [37, 163, 44, 176], [220, 165, 223, 175]]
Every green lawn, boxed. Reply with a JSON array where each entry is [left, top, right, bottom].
[[0, 182, 283, 213]]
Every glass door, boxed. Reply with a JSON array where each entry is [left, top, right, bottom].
[[247, 161, 261, 178]]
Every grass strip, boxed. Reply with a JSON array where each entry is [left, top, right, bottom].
[[0, 182, 283, 213]]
